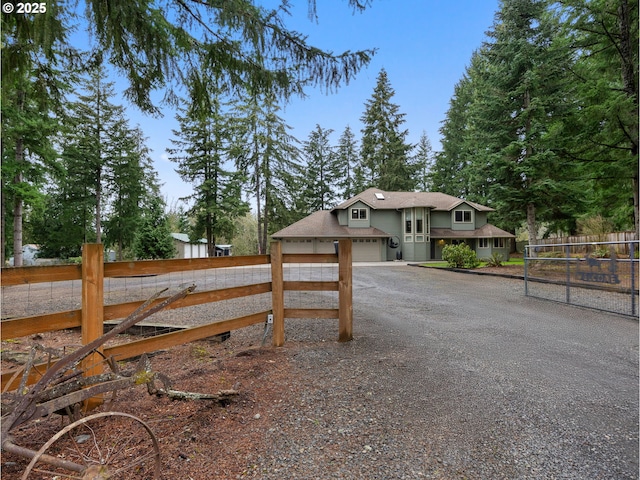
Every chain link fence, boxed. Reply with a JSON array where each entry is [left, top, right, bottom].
[[524, 240, 639, 317]]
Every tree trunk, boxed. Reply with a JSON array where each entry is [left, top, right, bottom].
[[527, 202, 538, 258], [12, 142, 24, 267], [1, 187, 6, 265], [12, 189, 23, 267]]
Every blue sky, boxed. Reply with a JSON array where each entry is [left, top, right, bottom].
[[113, 1, 500, 207]]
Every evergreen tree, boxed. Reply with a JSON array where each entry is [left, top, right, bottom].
[[33, 59, 161, 258], [168, 75, 249, 257], [414, 131, 435, 192], [560, 0, 638, 235], [103, 127, 152, 260], [1, 4, 69, 264], [432, 61, 481, 200], [477, 0, 587, 241], [230, 90, 300, 254], [62, 58, 131, 244], [359, 68, 415, 192], [3, 1, 374, 116], [335, 125, 359, 199], [132, 196, 176, 260], [299, 125, 339, 212]]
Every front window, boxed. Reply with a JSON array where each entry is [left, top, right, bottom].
[[454, 210, 472, 223], [415, 208, 423, 234], [351, 208, 367, 220], [493, 238, 505, 248], [478, 238, 489, 248], [405, 210, 412, 234]]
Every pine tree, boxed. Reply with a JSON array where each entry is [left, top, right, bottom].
[[1, 4, 69, 265], [462, 0, 585, 242], [168, 75, 249, 257], [61, 58, 130, 244], [230, 90, 300, 254], [432, 61, 481, 200], [560, 0, 638, 235], [359, 68, 415, 192], [132, 196, 176, 260], [3, 1, 373, 115], [414, 131, 434, 192], [103, 127, 151, 260], [299, 125, 339, 213], [335, 125, 359, 200]]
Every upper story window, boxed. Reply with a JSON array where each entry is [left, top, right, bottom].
[[454, 210, 472, 223], [351, 208, 367, 220], [415, 208, 424, 234]]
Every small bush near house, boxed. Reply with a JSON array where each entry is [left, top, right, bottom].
[[483, 252, 503, 267], [442, 243, 480, 269]]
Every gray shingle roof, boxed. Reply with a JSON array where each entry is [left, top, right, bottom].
[[271, 211, 389, 238], [431, 224, 515, 239], [332, 188, 494, 212]]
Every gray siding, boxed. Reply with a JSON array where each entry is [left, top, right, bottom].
[[347, 201, 371, 228], [370, 210, 402, 260]]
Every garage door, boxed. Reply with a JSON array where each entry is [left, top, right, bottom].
[[282, 239, 314, 254], [352, 238, 381, 262]]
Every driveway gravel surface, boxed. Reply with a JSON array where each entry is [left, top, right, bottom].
[[255, 264, 639, 479]]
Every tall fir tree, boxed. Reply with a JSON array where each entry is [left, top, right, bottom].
[[432, 59, 482, 200], [560, 0, 638, 235], [1, 4, 70, 265], [230, 90, 300, 253], [479, 0, 587, 241], [414, 131, 435, 192], [359, 68, 415, 192], [335, 125, 359, 200], [63, 58, 131, 244], [299, 125, 339, 213], [168, 74, 249, 256], [103, 127, 153, 260]]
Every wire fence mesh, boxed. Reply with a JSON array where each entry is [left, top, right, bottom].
[[524, 240, 639, 317]]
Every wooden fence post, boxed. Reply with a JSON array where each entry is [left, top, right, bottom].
[[270, 241, 285, 347], [81, 243, 104, 408], [338, 238, 353, 342]]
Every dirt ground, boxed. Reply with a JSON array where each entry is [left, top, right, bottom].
[[2, 332, 300, 479]]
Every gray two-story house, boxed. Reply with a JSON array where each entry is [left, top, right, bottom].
[[271, 188, 515, 262]]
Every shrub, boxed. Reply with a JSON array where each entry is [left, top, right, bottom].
[[442, 243, 480, 269], [483, 252, 503, 267]]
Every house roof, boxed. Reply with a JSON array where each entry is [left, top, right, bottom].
[[332, 188, 494, 212], [431, 224, 515, 239], [271, 211, 390, 238], [171, 233, 206, 244]]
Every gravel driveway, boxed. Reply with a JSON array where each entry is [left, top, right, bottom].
[[254, 264, 639, 479]]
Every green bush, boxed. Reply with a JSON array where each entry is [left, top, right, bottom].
[[442, 243, 480, 268], [483, 252, 503, 267]]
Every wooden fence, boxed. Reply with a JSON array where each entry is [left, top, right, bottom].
[[535, 232, 637, 254], [1, 240, 353, 392]]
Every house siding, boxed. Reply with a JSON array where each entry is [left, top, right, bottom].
[[347, 201, 371, 228], [451, 204, 475, 231]]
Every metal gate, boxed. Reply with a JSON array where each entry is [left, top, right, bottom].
[[524, 240, 639, 317]]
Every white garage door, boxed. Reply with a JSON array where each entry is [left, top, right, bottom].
[[282, 239, 314, 254], [352, 238, 381, 262]]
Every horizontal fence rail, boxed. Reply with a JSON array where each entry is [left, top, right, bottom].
[[524, 240, 639, 317], [1, 240, 353, 392]]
